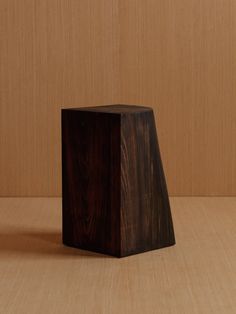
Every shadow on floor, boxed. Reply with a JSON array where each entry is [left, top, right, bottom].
[[0, 226, 112, 259]]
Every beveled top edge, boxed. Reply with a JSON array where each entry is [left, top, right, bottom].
[[62, 104, 153, 114]]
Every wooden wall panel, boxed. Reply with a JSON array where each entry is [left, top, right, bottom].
[[118, 0, 236, 195], [0, 0, 235, 196], [0, 0, 120, 196]]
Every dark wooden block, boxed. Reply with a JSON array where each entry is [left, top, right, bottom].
[[62, 104, 175, 257]]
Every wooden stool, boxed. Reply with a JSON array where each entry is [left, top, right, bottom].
[[62, 105, 175, 257]]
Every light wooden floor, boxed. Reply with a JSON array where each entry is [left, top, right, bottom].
[[0, 198, 235, 314]]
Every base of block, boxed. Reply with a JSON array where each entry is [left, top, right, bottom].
[[63, 239, 176, 258]]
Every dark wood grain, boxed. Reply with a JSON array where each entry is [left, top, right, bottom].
[[62, 105, 175, 257], [120, 110, 175, 256]]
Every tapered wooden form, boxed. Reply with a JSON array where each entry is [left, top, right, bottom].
[[62, 105, 175, 257]]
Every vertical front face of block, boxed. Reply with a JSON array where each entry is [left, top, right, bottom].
[[62, 110, 121, 256], [120, 111, 175, 257]]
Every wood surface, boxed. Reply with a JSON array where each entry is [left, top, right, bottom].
[[62, 105, 175, 256], [120, 106, 175, 256], [0, 0, 236, 196], [62, 107, 121, 256], [0, 197, 235, 313]]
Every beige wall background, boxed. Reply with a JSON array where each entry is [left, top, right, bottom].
[[0, 0, 235, 196]]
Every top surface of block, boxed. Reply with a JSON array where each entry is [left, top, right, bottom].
[[63, 104, 152, 114]]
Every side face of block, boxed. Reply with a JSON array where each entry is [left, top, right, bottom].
[[120, 111, 175, 257], [62, 110, 121, 256]]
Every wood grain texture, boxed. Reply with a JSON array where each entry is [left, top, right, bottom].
[[120, 107, 175, 256], [62, 105, 175, 257], [0, 0, 236, 196], [0, 197, 236, 313], [0, 0, 120, 196], [118, 0, 236, 196], [62, 107, 121, 256]]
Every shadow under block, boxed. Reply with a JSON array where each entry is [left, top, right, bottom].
[[62, 105, 175, 257]]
